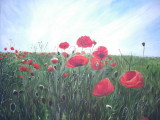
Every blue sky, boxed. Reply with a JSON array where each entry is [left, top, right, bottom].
[[0, 0, 160, 56]]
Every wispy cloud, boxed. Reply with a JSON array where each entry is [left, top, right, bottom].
[[0, 0, 160, 56]]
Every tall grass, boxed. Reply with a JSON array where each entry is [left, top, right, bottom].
[[0, 50, 160, 120]]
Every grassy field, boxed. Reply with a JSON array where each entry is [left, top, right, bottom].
[[0, 43, 160, 120]]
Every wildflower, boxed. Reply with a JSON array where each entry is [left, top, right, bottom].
[[47, 66, 54, 72], [3, 55, 7, 57], [62, 52, 69, 58], [66, 56, 88, 68], [77, 36, 93, 48], [28, 60, 33, 65], [108, 57, 112, 60], [92, 78, 114, 97], [15, 50, 18, 53], [62, 72, 68, 77], [59, 42, 69, 49], [110, 62, 117, 67], [92, 46, 108, 60], [4, 48, 7, 51], [50, 58, 59, 64], [10, 47, 14, 50], [33, 63, 41, 69], [120, 71, 144, 88], [19, 66, 28, 72], [0, 57, 3, 60], [138, 117, 149, 120], [21, 60, 27, 64], [90, 57, 104, 70], [19, 75, 24, 78]]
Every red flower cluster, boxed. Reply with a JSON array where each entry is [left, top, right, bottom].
[[92, 78, 114, 97], [59, 42, 69, 49], [77, 36, 93, 48], [92, 46, 108, 60], [66, 56, 88, 68], [120, 71, 144, 88]]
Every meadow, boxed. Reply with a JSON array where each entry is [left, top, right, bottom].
[[0, 36, 160, 120]]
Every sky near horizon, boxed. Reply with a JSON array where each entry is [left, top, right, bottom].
[[0, 0, 160, 56]]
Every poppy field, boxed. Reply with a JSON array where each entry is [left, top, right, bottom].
[[0, 36, 160, 120]]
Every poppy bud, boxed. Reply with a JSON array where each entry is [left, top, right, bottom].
[[43, 87, 48, 91], [87, 113, 92, 119], [44, 63, 47, 66], [30, 72, 35, 76], [12, 90, 18, 96], [146, 65, 149, 69], [61, 94, 66, 101], [142, 42, 145, 46], [38, 85, 44, 90], [57, 51, 60, 55], [10, 103, 16, 112], [54, 65, 57, 70], [35, 92, 39, 97], [41, 97, 46, 104], [48, 100, 53, 106], [72, 50, 75, 54], [106, 104, 112, 109], [19, 90, 24, 94]]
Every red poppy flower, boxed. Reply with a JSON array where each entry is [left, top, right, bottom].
[[3, 55, 7, 57], [92, 46, 108, 60], [92, 78, 114, 97], [138, 117, 149, 120], [28, 60, 33, 65], [50, 58, 59, 64], [105, 61, 108, 64], [110, 62, 117, 67], [90, 57, 104, 70], [19, 66, 28, 72], [0, 57, 3, 60], [62, 72, 68, 77], [62, 52, 69, 58], [33, 63, 41, 69], [75, 52, 81, 55], [19, 75, 24, 78], [120, 71, 144, 88], [10, 47, 14, 50], [15, 50, 18, 53], [21, 60, 27, 64], [77, 36, 93, 48], [66, 56, 88, 68], [108, 57, 112, 60], [47, 66, 54, 72], [59, 42, 69, 49], [4, 48, 7, 51], [81, 51, 86, 54]]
